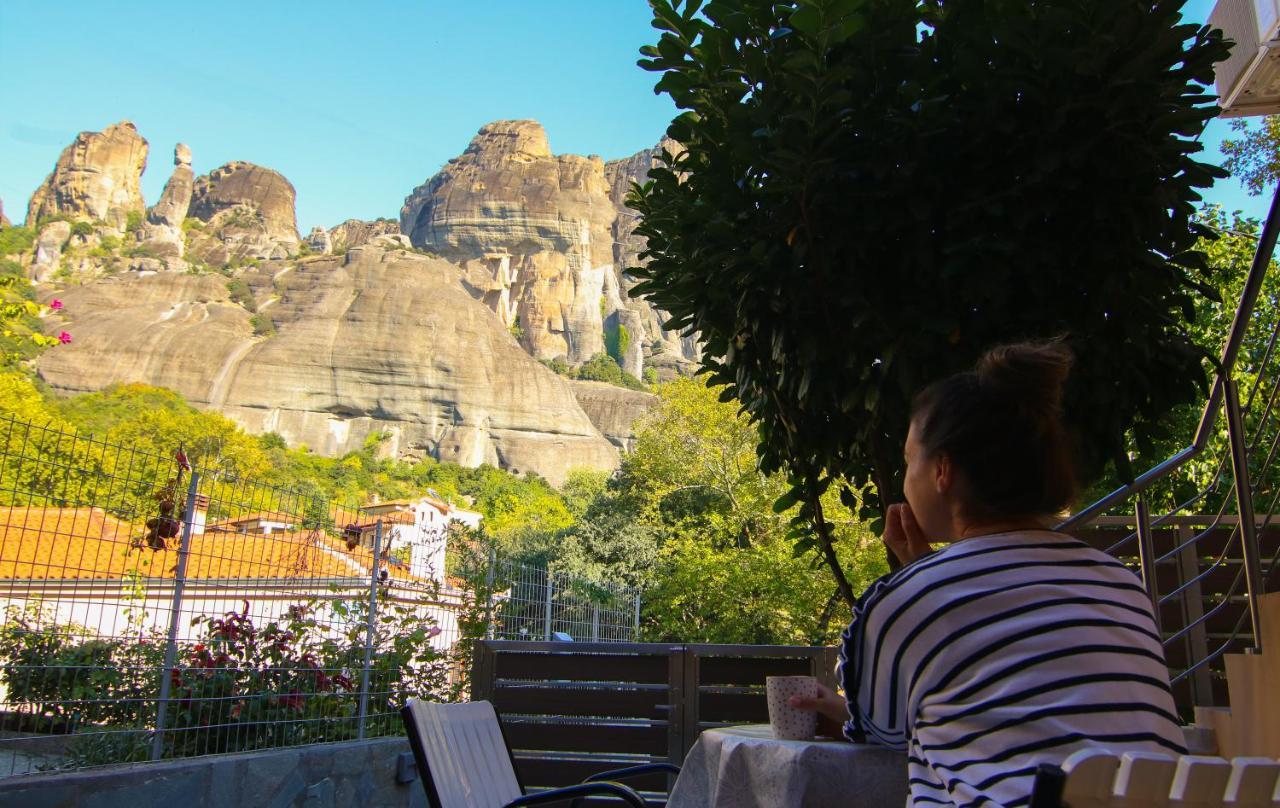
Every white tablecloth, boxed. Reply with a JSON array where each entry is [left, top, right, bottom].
[[667, 724, 907, 808]]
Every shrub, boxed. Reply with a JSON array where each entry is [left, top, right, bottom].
[[0, 226, 35, 257], [605, 323, 630, 365], [124, 211, 144, 234], [574, 353, 646, 391], [540, 357, 571, 376], [250, 313, 276, 336], [69, 221, 94, 238], [226, 279, 257, 312]]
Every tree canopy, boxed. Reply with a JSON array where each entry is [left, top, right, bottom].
[[631, 0, 1230, 603]]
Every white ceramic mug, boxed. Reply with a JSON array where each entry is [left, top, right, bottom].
[[765, 675, 819, 740]]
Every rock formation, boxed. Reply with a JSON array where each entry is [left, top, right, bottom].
[[304, 226, 332, 254], [603, 137, 701, 379], [400, 120, 617, 366], [141, 144, 195, 258], [25, 121, 148, 231], [0, 198, 9, 228], [36, 244, 620, 485], [569, 381, 656, 453], [30, 221, 71, 283], [190, 161, 299, 246], [328, 218, 399, 252]]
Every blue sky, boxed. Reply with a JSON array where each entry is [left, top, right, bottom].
[[0, 0, 1268, 231]]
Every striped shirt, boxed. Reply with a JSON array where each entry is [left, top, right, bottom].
[[838, 530, 1185, 808]]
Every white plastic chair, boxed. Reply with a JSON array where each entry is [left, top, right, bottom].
[[1029, 747, 1280, 807], [400, 698, 678, 808]]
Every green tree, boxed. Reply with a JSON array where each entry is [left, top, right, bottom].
[[631, 0, 1229, 605], [563, 377, 885, 644], [1221, 117, 1280, 196]]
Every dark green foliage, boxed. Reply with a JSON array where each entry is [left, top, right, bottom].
[[69, 221, 94, 238], [226, 279, 258, 312], [632, 0, 1230, 601], [605, 322, 631, 365], [0, 226, 35, 257], [575, 352, 646, 390], [250, 313, 275, 336]]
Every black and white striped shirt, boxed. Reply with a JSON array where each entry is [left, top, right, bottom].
[[838, 530, 1185, 807]]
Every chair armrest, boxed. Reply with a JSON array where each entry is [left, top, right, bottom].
[[1028, 763, 1066, 808], [582, 762, 681, 783], [505, 781, 647, 808]]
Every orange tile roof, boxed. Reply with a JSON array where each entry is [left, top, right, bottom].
[[0, 507, 374, 581], [206, 511, 299, 531]]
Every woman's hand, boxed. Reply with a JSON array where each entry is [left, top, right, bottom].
[[788, 682, 852, 739], [884, 502, 934, 566]]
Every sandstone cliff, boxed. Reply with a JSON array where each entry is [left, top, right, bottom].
[[36, 245, 619, 485], [140, 144, 195, 258], [25, 121, 148, 231], [328, 218, 399, 252], [401, 120, 616, 367], [401, 123, 700, 380], [603, 137, 700, 379], [190, 161, 299, 248], [570, 380, 656, 453]]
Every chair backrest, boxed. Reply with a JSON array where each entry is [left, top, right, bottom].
[[401, 699, 524, 808], [1052, 748, 1280, 807]]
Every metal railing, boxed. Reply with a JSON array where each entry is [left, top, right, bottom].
[[0, 415, 639, 777], [1061, 186, 1280, 705]]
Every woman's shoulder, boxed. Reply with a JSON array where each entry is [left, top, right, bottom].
[[867, 529, 1131, 605]]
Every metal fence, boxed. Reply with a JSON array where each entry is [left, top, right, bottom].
[[0, 414, 638, 778]]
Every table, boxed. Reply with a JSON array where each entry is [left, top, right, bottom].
[[666, 724, 907, 808]]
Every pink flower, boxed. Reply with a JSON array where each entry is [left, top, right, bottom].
[[49, 299, 63, 311], [57, 332, 72, 345]]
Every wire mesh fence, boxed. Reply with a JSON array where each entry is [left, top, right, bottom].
[[0, 414, 638, 777]]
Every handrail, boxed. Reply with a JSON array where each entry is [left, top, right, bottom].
[[1059, 183, 1280, 532]]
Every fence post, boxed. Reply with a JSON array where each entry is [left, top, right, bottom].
[[485, 547, 496, 640], [633, 592, 641, 641], [151, 469, 201, 762], [543, 569, 554, 641], [591, 603, 600, 642], [1225, 379, 1265, 653], [1134, 494, 1161, 633], [357, 520, 383, 740]]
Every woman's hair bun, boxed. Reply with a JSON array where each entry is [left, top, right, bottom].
[[975, 339, 1074, 414]]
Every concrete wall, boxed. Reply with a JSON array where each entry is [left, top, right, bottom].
[[0, 737, 428, 808]]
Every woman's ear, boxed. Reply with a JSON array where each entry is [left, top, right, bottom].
[[934, 452, 952, 495]]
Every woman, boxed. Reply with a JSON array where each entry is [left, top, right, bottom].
[[791, 342, 1184, 807]]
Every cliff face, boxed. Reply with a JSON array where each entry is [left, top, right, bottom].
[[401, 120, 617, 366], [603, 137, 701, 379], [36, 245, 620, 485], [17, 118, 674, 483], [25, 121, 148, 231]]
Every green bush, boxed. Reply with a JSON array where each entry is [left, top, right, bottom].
[[124, 211, 144, 234], [250, 313, 276, 336], [604, 323, 630, 365], [226, 279, 257, 313], [0, 226, 35, 257], [540, 357, 572, 376], [574, 353, 646, 391], [69, 221, 94, 238]]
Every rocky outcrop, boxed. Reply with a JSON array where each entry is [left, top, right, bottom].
[[0, 198, 9, 228], [190, 161, 299, 246], [603, 137, 701, 379], [569, 381, 656, 453], [328, 218, 398, 252], [36, 244, 619, 485], [141, 144, 195, 258], [400, 120, 617, 366], [147, 144, 194, 228], [25, 121, 148, 231], [304, 226, 331, 254], [30, 222, 71, 283]]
